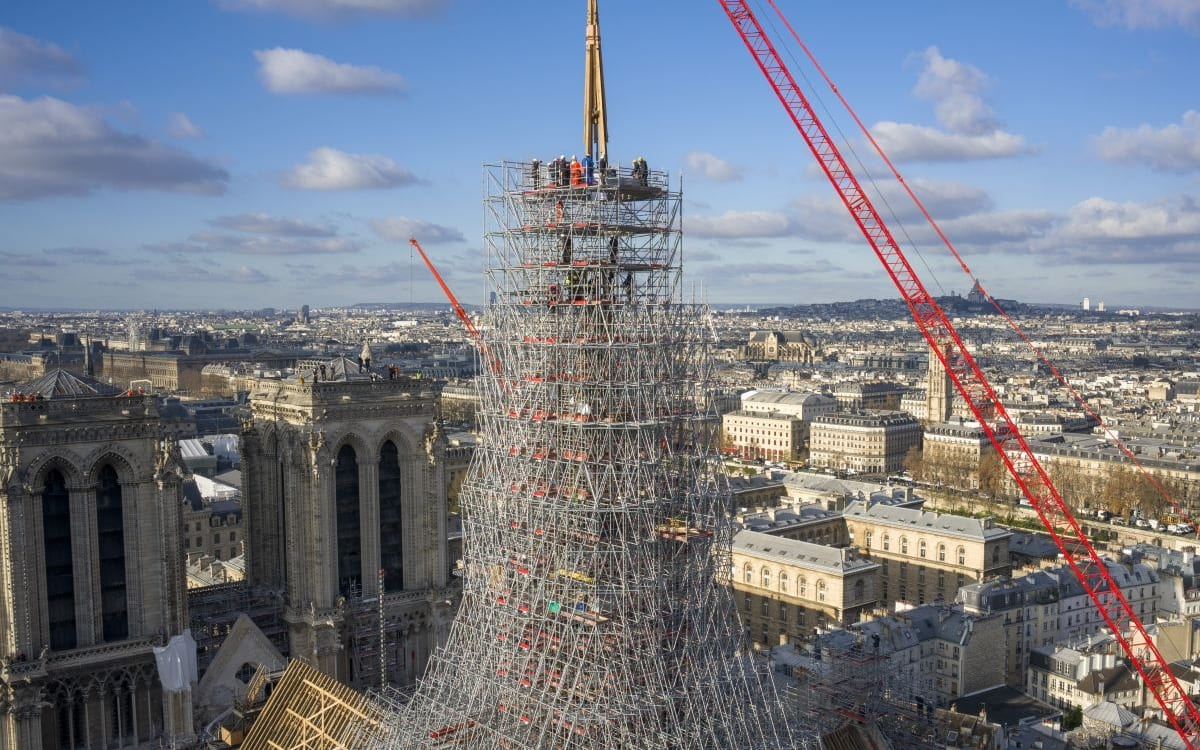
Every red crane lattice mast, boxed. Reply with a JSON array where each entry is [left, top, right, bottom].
[[716, 1, 1200, 744]]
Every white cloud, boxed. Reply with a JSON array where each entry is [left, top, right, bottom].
[[319, 262, 411, 286], [148, 232, 361, 256], [254, 48, 405, 95], [168, 112, 204, 139], [144, 261, 273, 284], [868, 47, 1032, 163], [933, 210, 1058, 252], [1071, 0, 1200, 31], [41, 247, 136, 265], [0, 250, 56, 267], [684, 151, 743, 181], [1093, 110, 1200, 172], [792, 178, 995, 243], [912, 46, 996, 136], [0, 27, 82, 88], [1058, 196, 1200, 244], [871, 122, 1033, 162], [371, 216, 464, 244], [282, 147, 418, 190], [687, 210, 795, 239], [219, 0, 445, 21], [210, 212, 337, 237], [0, 95, 228, 200]]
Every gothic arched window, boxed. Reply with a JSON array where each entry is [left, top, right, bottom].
[[97, 465, 128, 641], [43, 469, 76, 650], [379, 440, 404, 592], [336, 444, 362, 597]]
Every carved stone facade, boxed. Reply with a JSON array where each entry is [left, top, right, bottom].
[[926, 340, 955, 425], [0, 370, 192, 749], [241, 373, 452, 692], [740, 330, 819, 364]]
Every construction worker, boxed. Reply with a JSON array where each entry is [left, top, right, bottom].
[[582, 153, 595, 185], [557, 155, 568, 187], [530, 158, 542, 190], [570, 155, 584, 187], [632, 156, 648, 186], [548, 157, 560, 187]]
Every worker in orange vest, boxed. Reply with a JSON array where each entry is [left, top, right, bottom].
[[570, 155, 584, 187]]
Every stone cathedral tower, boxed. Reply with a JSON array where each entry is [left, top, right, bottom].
[[926, 340, 954, 424], [240, 359, 453, 690], [0, 370, 192, 749]]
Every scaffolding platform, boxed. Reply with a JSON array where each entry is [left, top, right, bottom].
[[363, 158, 809, 748]]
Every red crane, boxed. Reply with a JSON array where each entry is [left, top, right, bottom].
[[409, 237, 501, 374], [716, 1, 1200, 744]]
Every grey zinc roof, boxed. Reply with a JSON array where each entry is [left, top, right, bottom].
[[843, 500, 1011, 542], [178, 438, 210, 460], [15, 368, 121, 399], [733, 529, 878, 573], [743, 390, 831, 407]]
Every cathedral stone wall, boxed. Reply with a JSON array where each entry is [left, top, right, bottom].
[[241, 375, 453, 691], [0, 386, 191, 749]]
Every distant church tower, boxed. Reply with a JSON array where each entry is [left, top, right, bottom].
[[240, 356, 452, 690], [0, 370, 192, 749], [926, 340, 954, 424]]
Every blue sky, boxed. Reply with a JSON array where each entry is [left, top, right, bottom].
[[1, 0, 1198, 310]]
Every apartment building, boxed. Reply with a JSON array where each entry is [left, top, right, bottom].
[[922, 420, 998, 490], [733, 530, 880, 647], [722, 410, 807, 462], [844, 501, 1012, 608], [810, 410, 922, 475]]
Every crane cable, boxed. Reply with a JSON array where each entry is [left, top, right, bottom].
[[763, 0, 1186, 526], [751, 0, 947, 297]]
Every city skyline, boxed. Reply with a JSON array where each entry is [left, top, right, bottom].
[[2, 0, 1199, 310]]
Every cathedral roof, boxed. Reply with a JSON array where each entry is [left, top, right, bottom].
[[16, 368, 122, 399]]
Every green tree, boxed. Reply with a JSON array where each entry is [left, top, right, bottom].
[[1062, 704, 1083, 731]]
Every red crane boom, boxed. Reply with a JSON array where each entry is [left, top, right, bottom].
[[716, 1, 1200, 744], [409, 237, 500, 374]]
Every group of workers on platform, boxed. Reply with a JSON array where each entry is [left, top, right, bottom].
[[529, 154, 649, 190]]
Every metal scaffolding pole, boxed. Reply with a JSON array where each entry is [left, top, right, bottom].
[[364, 162, 812, 748]]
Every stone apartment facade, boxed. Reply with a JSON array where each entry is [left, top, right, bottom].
[[732, 529, 879, 647], [844, 501, 1013, 608], [922, 420, 998, 490], [809, 410, 922, 475], [959, 559, 1161, 689]]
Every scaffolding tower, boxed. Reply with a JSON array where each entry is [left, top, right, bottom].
[[805, 635, 958, 749], [365, 162, 810, 748]]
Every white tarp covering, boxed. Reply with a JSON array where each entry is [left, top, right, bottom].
[[154, 630, 198, 693]]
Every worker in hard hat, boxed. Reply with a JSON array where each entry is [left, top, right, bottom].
[[582, 153, 595, 185], [570, 155, 584, 187]]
